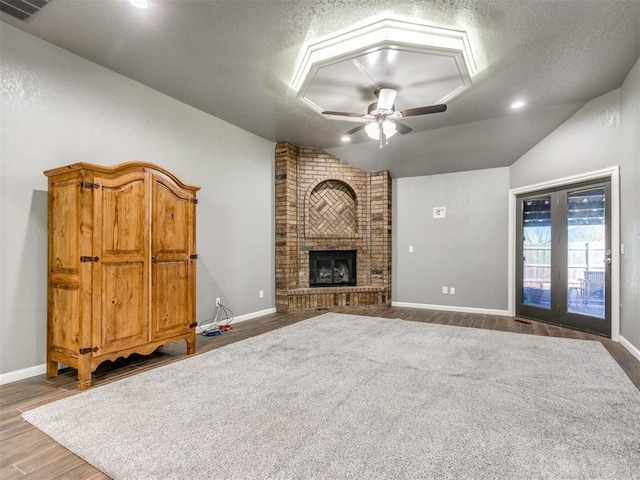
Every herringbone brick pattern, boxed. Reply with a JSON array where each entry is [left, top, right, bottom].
[[308, 180, 356, 236]]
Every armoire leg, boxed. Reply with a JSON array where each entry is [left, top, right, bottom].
[[77, 356, 92, 390], [186, 337, 196, 355], [46, 359, 59, 378]]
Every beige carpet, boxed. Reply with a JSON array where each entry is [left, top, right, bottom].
[[23, 313, 640, 479]]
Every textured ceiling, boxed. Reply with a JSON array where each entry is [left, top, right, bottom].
[[1, 0, 638, 177]]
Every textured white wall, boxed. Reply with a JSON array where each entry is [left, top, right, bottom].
[[393, 167, 510, 312], [510, 89, 621, 188], [510, 57, 640, 351], [0, 24, 275, 376], [618, 58, 640, 351]]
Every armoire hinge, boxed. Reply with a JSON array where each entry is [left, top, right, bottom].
[[189, 322, 198, 329], [190, 198, 198, 204], [80, 256, 100, 263], [79, 346, 98, 354], [80, 181, 100, 189], [190, 254, 198, 259]]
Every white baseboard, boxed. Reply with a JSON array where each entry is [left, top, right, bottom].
[[3, 308, 279, 385], [619, 336, 640, 362], [0, 363, 46, 386], [392, 301, 510, 317], [233, 307, 277, 323]]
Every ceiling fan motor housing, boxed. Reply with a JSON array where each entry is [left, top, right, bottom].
[[368, 101, 395, 116], [369, 88, 397, 115]]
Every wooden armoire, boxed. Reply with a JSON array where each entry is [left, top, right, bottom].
[[44, 162, 199, 389]]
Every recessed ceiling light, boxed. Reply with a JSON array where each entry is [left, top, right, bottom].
[[341, 136, 351, 142], [129, 0, 150, 8], [511, 100, 526, 109]]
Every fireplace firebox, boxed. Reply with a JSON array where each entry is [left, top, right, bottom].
[[309, 250, 356, 287]]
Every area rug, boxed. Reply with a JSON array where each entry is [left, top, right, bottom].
[[23, 313, 640, 479]]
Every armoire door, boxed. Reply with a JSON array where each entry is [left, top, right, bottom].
[[151, 176, 196, 341], [92, 172, 151, 354]]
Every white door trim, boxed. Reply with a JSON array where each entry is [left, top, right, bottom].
[[508, 166, 620, 341]]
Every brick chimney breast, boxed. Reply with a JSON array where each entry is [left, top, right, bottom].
[[275, 142, 391, 312]]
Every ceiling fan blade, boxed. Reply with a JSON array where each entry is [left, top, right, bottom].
[[342, 123, 367, 136], [322, 111, 365, 118], [394, 121, 413, 134], [400, 104, 447, 117]]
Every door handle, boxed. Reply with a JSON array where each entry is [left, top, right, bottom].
[[151, 256, 157, 264], [604, 249, 612, 264]]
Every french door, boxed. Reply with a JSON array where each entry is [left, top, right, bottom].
[[516, 179, 611, 336]]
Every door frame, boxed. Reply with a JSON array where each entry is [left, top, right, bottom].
[[508, 166, 620, 340]]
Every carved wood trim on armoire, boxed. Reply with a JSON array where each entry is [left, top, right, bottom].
[[44, 162, 199, 389]]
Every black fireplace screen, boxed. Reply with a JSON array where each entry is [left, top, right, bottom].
[[309, 250, 357, 287]]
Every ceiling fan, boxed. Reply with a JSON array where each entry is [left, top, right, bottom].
[[322, 88, 447, 148]]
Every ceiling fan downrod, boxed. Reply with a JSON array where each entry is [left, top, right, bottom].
[[379, 119, 387, 148]]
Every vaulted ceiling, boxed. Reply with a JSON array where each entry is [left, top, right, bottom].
[[1, 0, 638, 177]]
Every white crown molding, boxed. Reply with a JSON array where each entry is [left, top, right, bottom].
[[291, 17, 477, 112]]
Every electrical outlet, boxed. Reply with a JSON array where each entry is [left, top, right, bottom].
[[409, 245, 414, 253], [450, 287, 456, 295], [442, 286, 448, 294], [259, 290, 264, 299], [216, 297, 221, 306]]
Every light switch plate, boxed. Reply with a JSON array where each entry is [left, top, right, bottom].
[[433, 207, 446, 218]]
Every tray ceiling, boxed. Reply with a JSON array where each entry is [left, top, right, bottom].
[[293, 18, 475, 119]]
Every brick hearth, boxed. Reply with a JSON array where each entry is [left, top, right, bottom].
[[275, 142, 391, 312]]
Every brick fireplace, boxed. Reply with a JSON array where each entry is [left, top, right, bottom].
[[275, 142, 391, 312]]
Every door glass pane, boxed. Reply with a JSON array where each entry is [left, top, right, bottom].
[[567, 187, 605, 319], [522, 196, 551, 308]]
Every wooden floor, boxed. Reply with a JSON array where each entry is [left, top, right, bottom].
[[2, 307, 639, 479]]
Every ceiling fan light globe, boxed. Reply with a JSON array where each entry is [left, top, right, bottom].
[[365, 122, 380, 139], [364, 120, 397, 140], [383, 120, 397, 138]]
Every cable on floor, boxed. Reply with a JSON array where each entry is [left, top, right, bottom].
[[198, 303, 235, 336]]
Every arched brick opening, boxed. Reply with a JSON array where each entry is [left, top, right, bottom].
[[306, 179, 357, 237]]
